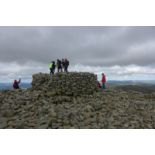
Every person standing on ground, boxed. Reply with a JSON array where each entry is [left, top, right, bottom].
[[57, 59, 62, 72], [64, 59, 69, 73], [102, 73, 106, 90], [13, 78, 21, 89]]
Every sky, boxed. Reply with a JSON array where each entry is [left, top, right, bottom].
[[0, 26, 155, 82]]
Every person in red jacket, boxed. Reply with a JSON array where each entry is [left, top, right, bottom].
[[102, 73, 106, 89], [13, 78, 21, 89], [97, 81, 102, 88]]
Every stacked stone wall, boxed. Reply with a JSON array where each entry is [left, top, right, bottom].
[[32, 72, 99, 96]]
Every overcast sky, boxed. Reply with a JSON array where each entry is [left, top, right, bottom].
[[0, 26, 155, 82]]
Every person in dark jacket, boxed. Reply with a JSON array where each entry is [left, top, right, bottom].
[[64, 59, 69, 73], [62, 59, 65, 72], [57, 59, 62, 72], [13, 78, 21, 89]]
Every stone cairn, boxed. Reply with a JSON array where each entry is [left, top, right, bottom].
[[32, 72, 99, 96]]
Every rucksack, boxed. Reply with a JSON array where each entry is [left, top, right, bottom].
[[49, 63, 53, 69]]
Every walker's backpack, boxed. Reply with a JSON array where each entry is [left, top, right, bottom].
[[49, 63, 53, 69]]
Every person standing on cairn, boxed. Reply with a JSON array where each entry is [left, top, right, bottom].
[[62, 59, 65, 72], [57, 59, 62, 72], [64, 59, 69, 73], [49, 61, 56, 77]]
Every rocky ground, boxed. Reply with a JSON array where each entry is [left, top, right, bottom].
[[0, 72, 155, 129]]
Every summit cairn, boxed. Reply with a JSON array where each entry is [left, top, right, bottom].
[[32, 72, 99, 96]]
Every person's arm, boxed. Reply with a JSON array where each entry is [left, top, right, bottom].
[[18, 78, 21, 84]]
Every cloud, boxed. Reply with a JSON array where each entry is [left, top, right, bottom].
[[0, 26, 155, 82], [1, 62, 155, 82]]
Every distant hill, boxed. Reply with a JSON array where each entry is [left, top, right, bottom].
[[106, 80, 155, 93], [107, 80, 155, 86], [112, 84, 155, 94]]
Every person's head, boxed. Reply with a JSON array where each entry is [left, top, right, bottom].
[[14, 80, 17, 83], [102, 73, 105, 76]]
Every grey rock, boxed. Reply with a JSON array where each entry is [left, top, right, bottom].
[[1, 72, 155, 129]]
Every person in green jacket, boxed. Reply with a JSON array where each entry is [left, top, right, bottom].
[[49, 61, 55, 75]]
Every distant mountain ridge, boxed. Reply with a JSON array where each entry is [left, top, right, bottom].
[[112, 85, 155, 94], [107, 80, 155, 85], [1, 80, 155, 90]]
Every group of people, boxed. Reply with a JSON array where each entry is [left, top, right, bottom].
[[12, 59, 70, 89], [49, 59, 70, 75], [12, 60, 107, 90]]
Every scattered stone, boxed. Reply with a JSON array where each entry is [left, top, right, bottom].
[[0, 72, 155, 129]]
